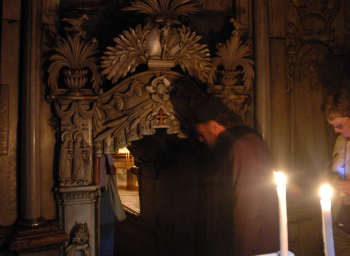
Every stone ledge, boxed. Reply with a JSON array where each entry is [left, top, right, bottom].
[[6, 220, 69, 254]]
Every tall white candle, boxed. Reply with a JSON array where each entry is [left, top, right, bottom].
[[274, 172, 288, 256], [319, 184, 335, 256]]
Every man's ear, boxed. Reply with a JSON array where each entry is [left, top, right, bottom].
[[207, 120, 217, 130], [208, 120, 225, 135]]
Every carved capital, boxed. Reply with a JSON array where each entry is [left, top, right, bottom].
[[55, 186, 100, 204]]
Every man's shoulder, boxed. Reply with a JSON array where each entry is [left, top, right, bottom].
[[213, 125, 265, 154], [226, 125, 262, 141], [227, 126, 269, 153]]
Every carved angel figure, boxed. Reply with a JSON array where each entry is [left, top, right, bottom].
[[59, 131, 73, 182], [160, 20, 174, 60], [72, 132, 88, 180]]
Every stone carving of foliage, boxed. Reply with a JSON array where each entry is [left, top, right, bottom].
[[101, 0, 211, 85], [205, 18, 254, 119], [209, 29, 254, 92], [101, 23, 150, 84], [122, 0, 203, 19], [48, 14, 102, 94], [176, 25, 212, 83]]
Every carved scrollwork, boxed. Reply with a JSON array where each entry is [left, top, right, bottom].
[[61, 191, 98, 200], [55, 101, 97, 125], [226, 94, 251, 116], [286, 0, 343, 92]]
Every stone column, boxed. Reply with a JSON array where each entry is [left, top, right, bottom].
[[253, 0, 271, 145], [17, 0, 45, 227]]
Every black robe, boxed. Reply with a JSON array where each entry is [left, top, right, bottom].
[[212, 125, 280, 256]]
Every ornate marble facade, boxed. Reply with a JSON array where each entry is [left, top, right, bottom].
[[1, 0, 349, 255], [44, 0, 254, 254]]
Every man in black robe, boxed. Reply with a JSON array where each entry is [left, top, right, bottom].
[[192, 97, 280, 256]]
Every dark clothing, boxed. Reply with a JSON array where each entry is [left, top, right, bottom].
[[213, 126, 280, 256], [100, 189, 115, 256]]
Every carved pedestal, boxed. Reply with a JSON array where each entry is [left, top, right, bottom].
[[51, 93, 99, 256], [55, 185, 100, 256], [8, 220, 69, 255]]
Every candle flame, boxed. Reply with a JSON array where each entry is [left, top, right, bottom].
[[274, 172, 286, 186], [319, 184, 333, 199]]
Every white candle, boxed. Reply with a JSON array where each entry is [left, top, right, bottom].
[[319, 184, 335, 256], [274, 172, 288, 256]]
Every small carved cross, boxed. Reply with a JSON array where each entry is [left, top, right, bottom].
[[155, 109, 168, 125]]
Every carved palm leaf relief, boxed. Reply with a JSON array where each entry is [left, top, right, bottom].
[[122, 0, 203, 19], [210, 31, 254, 92], [100, 23, 151, 84], [48, 25, 101, 93]]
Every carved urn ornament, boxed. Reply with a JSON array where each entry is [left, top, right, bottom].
[[208, 18, 254, 117], [48, 14, 102, 96]]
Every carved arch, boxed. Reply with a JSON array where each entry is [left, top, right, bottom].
[[92, 71, 207, 156]]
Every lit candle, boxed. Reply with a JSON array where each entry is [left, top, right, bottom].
[[274, 172, 288, 256], [319, 184, 335, 256]]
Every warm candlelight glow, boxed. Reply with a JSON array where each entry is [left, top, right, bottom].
[[319, 184, 333, 199], [319, 184, 335, 256], [118, 147, 129, 154], [274, 171, 288, 256], [118, 147, 134, 169], [274, 172, 287, 186]]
